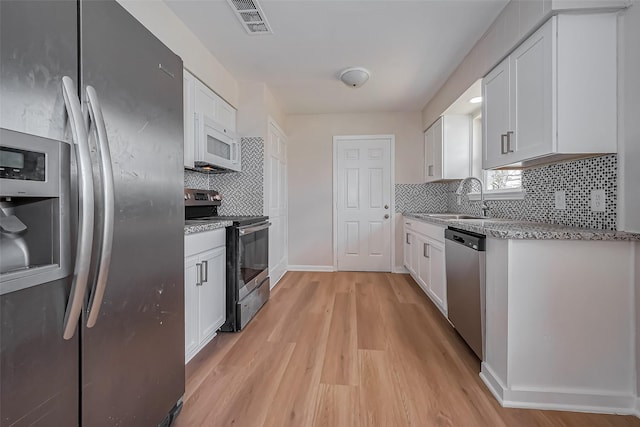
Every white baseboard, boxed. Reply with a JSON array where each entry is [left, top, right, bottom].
[[480, 363, 636, 416], [287, 265, 335, 272], [480, 363, 507, 403], [393, 266, 409, 274], [635, 397, 640, 417]]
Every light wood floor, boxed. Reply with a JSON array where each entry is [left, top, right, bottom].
[[174, 272, 640, 427]]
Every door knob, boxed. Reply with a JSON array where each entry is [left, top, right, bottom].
[[384, 214, 390, 219], [384, 204, 389, 209]]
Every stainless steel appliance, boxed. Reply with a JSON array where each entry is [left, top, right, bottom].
[[1, 1, 185, 426], [444, 227, 486, 360], [184, 189, 270, 332]]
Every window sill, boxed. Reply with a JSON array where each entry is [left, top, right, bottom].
[[468, 188, 526, 201]]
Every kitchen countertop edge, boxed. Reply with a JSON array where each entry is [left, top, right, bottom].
[[184, 220, 233, 235], [403, 213, 640, 242]]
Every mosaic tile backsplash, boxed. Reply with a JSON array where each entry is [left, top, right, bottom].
[[398, 155, 618, 231], [209, 137, 265, 216], [395, 183, 448, 213], [184, 137, 265, 216], [184, 169, 209, 190]]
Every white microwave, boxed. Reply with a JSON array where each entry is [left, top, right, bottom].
[[194, 113, 241, 172]]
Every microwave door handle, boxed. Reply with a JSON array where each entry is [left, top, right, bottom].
[[85, 86, 115, 329], [61, 76, 95, 340]]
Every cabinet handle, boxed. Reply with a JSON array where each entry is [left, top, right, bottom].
[[506, 131, 514, 153], [196, 263, 203, 286], [428, 165, 434, 176], [406, 233, 411, 245], [202, 260, 208, 283], [501, 134, 508, 154], [424, 243, 430, 258]]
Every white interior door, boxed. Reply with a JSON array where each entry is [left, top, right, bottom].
[[335, 136, 393, 272], [266, 120, 288, 287]]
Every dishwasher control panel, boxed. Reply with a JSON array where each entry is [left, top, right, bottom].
[[444, 227, 486, 251]]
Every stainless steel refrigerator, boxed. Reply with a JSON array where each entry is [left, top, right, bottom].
[[0, 1, 185, 425]]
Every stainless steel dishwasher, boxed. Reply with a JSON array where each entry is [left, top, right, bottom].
[[445, 227, 486, 360]]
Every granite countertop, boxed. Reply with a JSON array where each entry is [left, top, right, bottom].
[[184, 219, 233, 235], [403, 213, 640, 242]]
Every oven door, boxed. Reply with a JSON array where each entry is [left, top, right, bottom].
[[195, 113, 240, 171], [237, 221, 270, 300]]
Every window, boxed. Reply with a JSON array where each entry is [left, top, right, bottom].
[[485, 170, 522, 190], [471, 113, 524, 199]]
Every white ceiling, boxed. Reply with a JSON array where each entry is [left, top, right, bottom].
[[165, 0, 508, 115]]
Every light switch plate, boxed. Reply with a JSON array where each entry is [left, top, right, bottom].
[[554, 190, 566, 210], [591, 189, 606, 212]]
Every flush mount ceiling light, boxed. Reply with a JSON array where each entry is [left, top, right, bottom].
[[339, 67, 370, 88], [469, 96, 483, 104]]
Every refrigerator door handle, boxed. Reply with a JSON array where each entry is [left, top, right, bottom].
[[85, 86, 115, 328], [61, 76, 95, 340]]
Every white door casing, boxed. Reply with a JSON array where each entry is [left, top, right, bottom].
[[334, 135, 394, 272], [265, 118, 288, 287]]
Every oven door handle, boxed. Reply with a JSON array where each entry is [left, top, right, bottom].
[[238, 221, 271, 235]]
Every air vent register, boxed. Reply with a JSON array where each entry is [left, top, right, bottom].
[[227, 0, 273, 35]]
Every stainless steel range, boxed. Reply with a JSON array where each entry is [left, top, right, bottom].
[[184, 189, 270, 331]]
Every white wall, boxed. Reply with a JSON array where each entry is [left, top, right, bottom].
[[286, 112, 423, 269], [237, 82, 287, 137], [115, 0, 238, 106]]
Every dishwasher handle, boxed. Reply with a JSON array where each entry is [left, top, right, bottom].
[[445, 227, 486, 251]]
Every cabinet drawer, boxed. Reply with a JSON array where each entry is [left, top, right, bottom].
[[185, 228, 226, 256], [404, 219, 445, 243]]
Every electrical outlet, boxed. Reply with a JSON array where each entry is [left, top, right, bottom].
[[554, 190, 566, 210], [590, 189, 606, 212]]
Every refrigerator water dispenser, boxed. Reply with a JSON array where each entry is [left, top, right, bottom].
[[0, 128, 71, 295]]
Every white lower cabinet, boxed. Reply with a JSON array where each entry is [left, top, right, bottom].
[[403, 218, 447, 316], [184, 229, 226, 363]]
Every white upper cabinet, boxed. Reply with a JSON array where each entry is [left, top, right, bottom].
[[424, 115, 471, 182], [183, 69, 237, 169], [215, 99, 237, 134], [483, 13, 617, 170]]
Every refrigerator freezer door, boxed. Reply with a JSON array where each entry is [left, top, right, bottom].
[[0, 0, 78, 141], [0, 2, 79, 426], [0, 279, 80, 426], [80, 2, 185, 426]]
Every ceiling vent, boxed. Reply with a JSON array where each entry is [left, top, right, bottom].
[[227, 0, 273, 35]]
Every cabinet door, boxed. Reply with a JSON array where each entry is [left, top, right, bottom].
[[184, 254, 200, 360], [197, 247, 226, 344], [194, 79, 217, 118], [510, 18, 553, 162], [403, 227, 414, 275], [431, 118, 444, 181], [183, 70, 196, 168], [216, 100, 237, 133], [483, 58, 511, 169], [424, 127, 436, 182], [427, 241, 447, 315], [415, 236, 431, 295]]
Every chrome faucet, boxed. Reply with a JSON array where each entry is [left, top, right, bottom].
[[456, 177, 490, 217]]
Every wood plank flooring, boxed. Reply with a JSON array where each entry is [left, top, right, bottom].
[[174, 272, 640, 427]]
